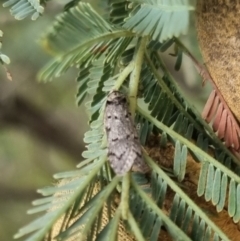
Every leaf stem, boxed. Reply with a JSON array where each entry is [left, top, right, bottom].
[[114, 61, 134, 90], [131, 178, 192, 241], [127, 211, 145, 241], [39, 30, 135, 81], [142, 153, 231, 241], [121, 173, 130, 220], [145, 50, 240, 165], [129, 37, 148, 115], [14, 156, 109, 240], [145, 50, 205, 131], [138, 106, 240, 183], [80, 175, 122, 238]]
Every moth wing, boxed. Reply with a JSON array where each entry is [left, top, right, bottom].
[[108, 139, 149, 175], [131, 140, 150, 174], [104, 98, 134, 141], [108, 140, 136, 176], [105, 114, 134, 142], [132, 154, 150, 174]]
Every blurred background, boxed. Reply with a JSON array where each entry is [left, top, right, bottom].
[[0, 1, 211, 240]]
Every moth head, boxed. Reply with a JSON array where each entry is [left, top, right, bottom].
[[106, 90, 127, 104]]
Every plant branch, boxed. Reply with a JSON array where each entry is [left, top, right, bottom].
[[114, 61, 134, 90], [127, 211, 145, 241], [131, 177, 193, 241], [138, 106, 240, 182], [121, 173, 130, 220], [129, 37, 147, 115], [145, 50, 240, 165], [142, 153, 231, 241]]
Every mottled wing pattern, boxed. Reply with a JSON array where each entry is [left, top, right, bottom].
[[108, 140, 139, 175], [104, 91, 149, 176]]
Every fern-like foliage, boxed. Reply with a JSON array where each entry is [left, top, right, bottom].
[[3, 0, 44, 20], [39, 3, 134, 81], [123, 0, 195, 42], [15, 1, 240, 241], [0, 30, 10, 64], [0, 30, 12, 80]]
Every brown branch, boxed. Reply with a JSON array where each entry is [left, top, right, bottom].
[[0, 95, 85, 162]]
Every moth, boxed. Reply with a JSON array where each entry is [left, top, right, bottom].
[[104, 91, 149, 176]]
